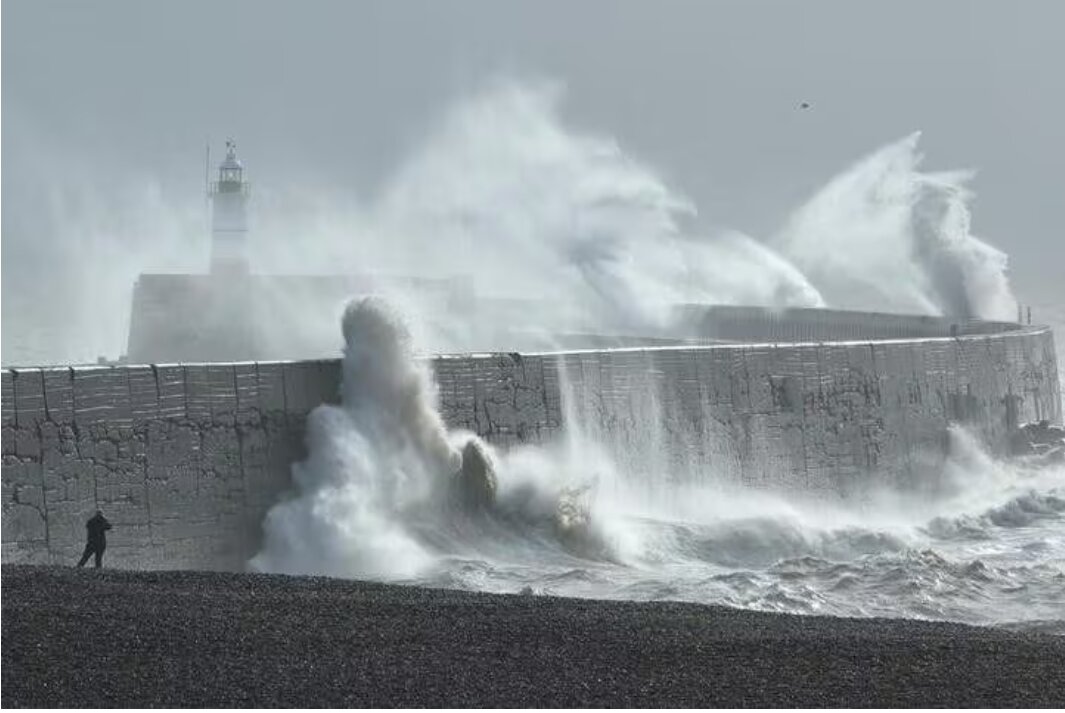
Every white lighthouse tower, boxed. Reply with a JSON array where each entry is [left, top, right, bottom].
[[209, 139, 250, 274]]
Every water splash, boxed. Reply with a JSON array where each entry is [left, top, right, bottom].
[[774, 132, 1016, 320], [372, 80, 825, 338], [251, 85, 1018, 360], [250, 298, 620, 579], [249, 298, 456, 578]]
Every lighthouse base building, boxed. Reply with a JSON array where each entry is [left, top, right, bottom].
[[126, 271, 478, 363]]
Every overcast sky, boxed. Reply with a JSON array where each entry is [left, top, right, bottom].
[[3, 0, 1063, 362]]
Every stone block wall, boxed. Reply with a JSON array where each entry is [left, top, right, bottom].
[[2, 327, 1059, 571], [1, 362, 331, 570], [555, 329, 1060, 498], [0, 354, 565, 570]]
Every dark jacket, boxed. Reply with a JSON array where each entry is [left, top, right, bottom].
[[86, 513, 112, 545]]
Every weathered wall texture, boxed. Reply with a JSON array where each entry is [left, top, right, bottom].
[[557, 329, 1060, 497], [2, 327, 1059, 571], [1, 362, 334, 570], [0, 356, 565, 570]]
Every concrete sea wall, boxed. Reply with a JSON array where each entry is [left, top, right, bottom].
[[558, 329, 1061, 496], [2, 327, 1060, 570]]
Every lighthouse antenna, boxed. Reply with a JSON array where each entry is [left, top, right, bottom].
[[204, 138, 212, 235]]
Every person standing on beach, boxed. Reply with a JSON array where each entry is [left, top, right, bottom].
[[76, 510, 112, 569]]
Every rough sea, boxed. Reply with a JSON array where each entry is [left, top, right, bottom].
[[253, 300, 1065, 635]]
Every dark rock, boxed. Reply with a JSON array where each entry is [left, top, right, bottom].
[[1009, 420, 1065, 462], [451, 439, 497, 512]]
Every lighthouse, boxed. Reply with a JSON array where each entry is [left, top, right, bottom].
[[209, 139, 250, 274]]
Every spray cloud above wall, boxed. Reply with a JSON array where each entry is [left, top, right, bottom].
[[1, 78, 1017, 365]]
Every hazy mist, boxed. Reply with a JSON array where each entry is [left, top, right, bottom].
[[3, 0, 1063, 364]]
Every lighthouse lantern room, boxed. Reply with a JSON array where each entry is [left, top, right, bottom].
[[210, 139, 250, 274]]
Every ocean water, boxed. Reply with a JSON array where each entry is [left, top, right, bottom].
[[406, 454, 1065, 631], [253, 299, 1065, 633]]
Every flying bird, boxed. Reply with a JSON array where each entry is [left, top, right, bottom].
[[799, 101, 811, 110]]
